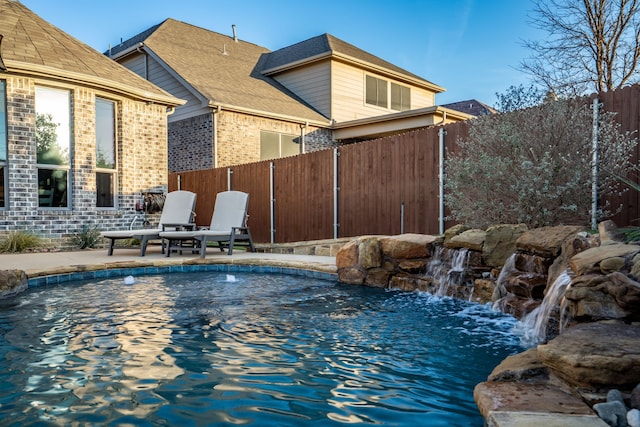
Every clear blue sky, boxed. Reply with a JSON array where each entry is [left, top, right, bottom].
[[20, 0, 544, 107]]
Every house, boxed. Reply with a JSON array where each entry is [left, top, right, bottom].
[[442, 99, 497, 116], [108, 20, 472, 172], [0, 0, 184, 242]]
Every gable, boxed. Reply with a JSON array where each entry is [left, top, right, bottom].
[[114, 19, 329, 125], [0, 0, 181, 106]]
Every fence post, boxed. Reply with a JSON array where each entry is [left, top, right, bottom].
[[438, 127, 446, 234], [270, 162, 275, 244], [227, 168, 233, 191], [591, 98, 600, 230], [334, 148, 340, 239]]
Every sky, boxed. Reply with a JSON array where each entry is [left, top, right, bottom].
[[20, 0, 545, 107]]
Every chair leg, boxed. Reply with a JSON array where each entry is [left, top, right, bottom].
[[140, 237, 149, 256], [228, 234, 236, 256], [165, 239, 173, 257], [108, 238, 115, 256], [199, 236, 208, 258], [246, 229, 255, 253]]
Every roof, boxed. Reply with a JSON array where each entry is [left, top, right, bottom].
[[111, 19, 330, 124], [0, 0, 181, 105], [441, 99, 497, 116], [261, 33, 445, 93]]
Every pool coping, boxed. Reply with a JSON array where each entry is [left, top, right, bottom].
[[27, 258, 338, 287]]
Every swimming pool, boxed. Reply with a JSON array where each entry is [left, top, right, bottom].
[[0, 271, 522, 426]]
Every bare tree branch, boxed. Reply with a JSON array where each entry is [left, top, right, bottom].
[[521, 0, 640, 95]]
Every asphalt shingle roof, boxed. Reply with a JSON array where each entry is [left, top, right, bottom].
[[0, 0, 178, 104], [262, 33, 443, 91], [122, 19, 329, 123]]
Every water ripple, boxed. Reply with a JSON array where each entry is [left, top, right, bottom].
[[0, 272, 522, 426]]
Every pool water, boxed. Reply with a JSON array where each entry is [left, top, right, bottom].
[[0, 272, 522, 426]]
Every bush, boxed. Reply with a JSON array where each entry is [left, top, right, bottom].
[[71, 226, 101, 249], [0, 231, 42, 253], [445, 97, 638, 228]]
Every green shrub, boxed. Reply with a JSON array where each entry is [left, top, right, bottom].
[[0, 231, 42, 253], [71, 226, 101, 249], [445, 97, 638, 228]]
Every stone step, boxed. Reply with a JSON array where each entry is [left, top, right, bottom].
[[474, 382, 608, 427]]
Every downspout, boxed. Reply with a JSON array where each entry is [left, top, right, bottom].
[[213, 106, 221, 168], [437, 111, 447, 235], [299, 121, 308, 154]]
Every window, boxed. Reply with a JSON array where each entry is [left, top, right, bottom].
[[0, 81, 6, 208], [96, 98, 116, 208], [260, 131, 300, 160], [366, 75, 388, 108], [35, 86, 70, 208], [391, 82, 411, 111]]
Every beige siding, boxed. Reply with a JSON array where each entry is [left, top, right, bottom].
[[331, 61, 437, 122], [411, 87, 436, 108], [272, 61, 332, 117]]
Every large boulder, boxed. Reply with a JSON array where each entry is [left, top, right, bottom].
[[482, 224, 528, 268], [379, 234, 437, 259], [537, 322, 640, 390], [569, 243, 640, 276], [0, 270, 28, 298], [445, 228, 486, 251], [564, 272, 640, 321], [517, 225, 586, 257]]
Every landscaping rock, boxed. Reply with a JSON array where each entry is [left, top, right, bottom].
[[445, 228, 485, 251], [474, 381, 596, 419], [487, 348, 549, 383], [565, 272, 640, 321], [570, 243, 640, 276], [482, 223, 528, 268], [631, 384, 640, 409], [379, 234, 435, 259], [516, 225, 586, 257], [599, 220, 627, 245], [0, 269, 28, 298], [593, 401, 627, 427], [537, 322, 640, 389], [358, 238, 382, 269], [628, 409, 640, 427]]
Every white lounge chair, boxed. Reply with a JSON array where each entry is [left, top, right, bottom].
[[160, 190, 255, 258], [101, 190, 197, 256]]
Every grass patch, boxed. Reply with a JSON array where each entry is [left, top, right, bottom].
[[0, 230, 42, 253], [71, 226, 102, 249]]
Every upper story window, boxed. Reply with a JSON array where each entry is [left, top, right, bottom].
[[391, 82, 411, 111], [260, 131, 299, 160], [96, 98, 116, 208], [0, 80, 6, 208], [365, 75, 388, 108], [366, 75, 412, 111], [35, 86, 71, 209]]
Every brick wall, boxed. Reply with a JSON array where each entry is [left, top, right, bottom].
[[215, 110, 336, 167], [167, 113, 214, 172], [0, 75, 170, 242]]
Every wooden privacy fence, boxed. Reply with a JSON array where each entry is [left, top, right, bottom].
[[169, 84, 640, 244], [169, 121, 469, 244]]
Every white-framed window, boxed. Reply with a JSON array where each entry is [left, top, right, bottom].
[[35, 86, 71, 209], [260, 131, 300, 160], [391, 82, 411, 111], [366, 75, 412, 111], [365, 75, 388, 108], [0, 80, 6, 208], [96, 98, 116, 208]]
